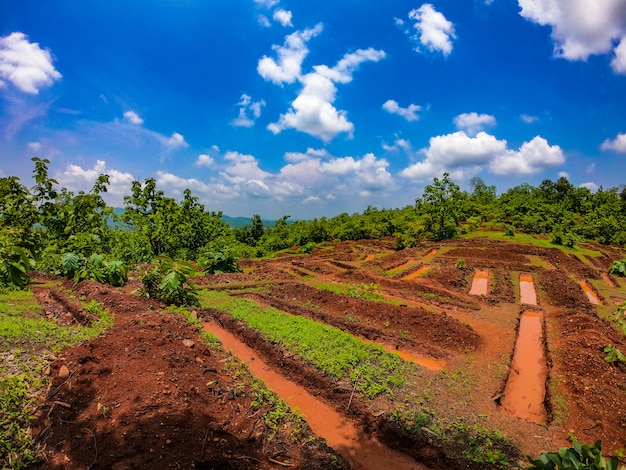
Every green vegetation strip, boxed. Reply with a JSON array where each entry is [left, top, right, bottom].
[[461, 231, 602, 259], [0, 289, 114, 469], [200, 290, 413, 398]]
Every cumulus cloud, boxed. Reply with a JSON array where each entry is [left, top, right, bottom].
[[453, 112, 496, 136], [401, 132, 564, 181], [232, 94, 265, 127], [123, 110, 144, 125], [273, 9, 293, 27], [612, 38, 626, 73], [320, 153, 394, 194], [196, 154, 215, 167], [266, 46, 386, 141], [56, 160, 135, 197], [27, 141, 42, 152], [223, 151, 271, 181], [162, 132, 188, 149], [518, 0, 626, 73], [382, 138, 412, 153], [0, 32, 62, 94], [382, 100, 421, 121], [257, 24, 323, 85], [580, 182, 599, 192], [406, 4, 456, 56], [601, 132, 626, 153], [489, 136, 565, 175]]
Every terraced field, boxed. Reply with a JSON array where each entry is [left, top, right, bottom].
[[26, 235, 626, 469]]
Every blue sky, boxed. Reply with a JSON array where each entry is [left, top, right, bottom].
[[1, 0, 626, 219]]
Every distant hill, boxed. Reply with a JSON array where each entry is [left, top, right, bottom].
[[112, 209, 274, 229], [221, 215, 276, 228]]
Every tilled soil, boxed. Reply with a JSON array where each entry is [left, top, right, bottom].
[[26, 236, 626, 468]]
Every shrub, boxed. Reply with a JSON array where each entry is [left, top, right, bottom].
[[526, 439, 620, 470], [608, 259, 626, 277], [197, 247, 241, 274], [140, 255, 199, 306]]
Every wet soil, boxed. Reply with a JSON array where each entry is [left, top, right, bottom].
[[25, 236, 626, 468]]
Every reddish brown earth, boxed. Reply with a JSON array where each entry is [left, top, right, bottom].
[[27, 236, 626, 469]]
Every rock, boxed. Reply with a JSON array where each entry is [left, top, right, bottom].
[[58, 365, 70, 378], [182, 339, 195, 348]]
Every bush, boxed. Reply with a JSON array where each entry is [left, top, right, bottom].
[[59, 252, 128, 287], [526, 439, 619, 470], [608, 259, 626, 277], [197, 247, 241, 274], [140, 256, 199, 306]]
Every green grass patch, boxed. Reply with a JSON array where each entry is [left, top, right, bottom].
[[391, 404, 518, 469], [199, 290, 414, 398], [0, 290, 115, 469], [310, 281, 403, 305]]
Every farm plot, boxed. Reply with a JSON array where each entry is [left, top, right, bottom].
[[20, 237, 626, 468]]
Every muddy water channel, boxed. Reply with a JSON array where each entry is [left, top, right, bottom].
[[519, 273, 538, 305], [203, 322, 429, 470], [578, 279, 602, 305], [501, 310, 548, 424], [469, 269, 489, 296], [402, 265, 431, 280]]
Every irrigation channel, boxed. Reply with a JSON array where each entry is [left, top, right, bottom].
[[578, 279, 603, 305], [500, 274, 548, 424], [203, 321, 430, 470], [469, 269, 489, 296]]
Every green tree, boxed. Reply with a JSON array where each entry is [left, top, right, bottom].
[[418, 173, 462, 240]]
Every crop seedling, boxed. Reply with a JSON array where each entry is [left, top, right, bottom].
[[603, 344, 626, 364]]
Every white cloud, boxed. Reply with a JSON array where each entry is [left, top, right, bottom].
[[518, 0, 626, 73], [401, 132, 564, 181], [320, 153, 394, 193], [258, 15, 272, 28], [27, 141, 42, 152], [490, 136, 565, 175], [0, 32, 62, 94], [601, 132, 626, 153], [283, 147, 329, 163], [254, 0, 279, 7], [196, 154, 215, 167], [273, 9, 293, 27], [266, 47, 386, 141], [580, 182, 599, 192], [382, 100, 421, 122], [453, 112, 496, 136], [257, 24, 323, 85], [164, 132, 188, 149], [232, 94, 265, 127], [223, 151, 271, 180], [156, 171, 212, 194], [520, 113, 539, 123], [123, 110, 144, 125], [56, 160, 135, 197], [612, 38, 626, 73], [407, 4, 456, 56], [382, 138, 412, 153]]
